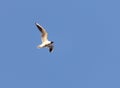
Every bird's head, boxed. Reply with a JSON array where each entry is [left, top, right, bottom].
[[51, 41, 54, 44]]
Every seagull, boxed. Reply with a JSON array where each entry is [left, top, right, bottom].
[[35, 22, 54, 52]]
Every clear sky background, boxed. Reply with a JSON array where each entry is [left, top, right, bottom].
[[0, 0, 120, 88]]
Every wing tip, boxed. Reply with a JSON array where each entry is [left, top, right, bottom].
[[35, 22, 39, 26], [49, 46, 54, 53]]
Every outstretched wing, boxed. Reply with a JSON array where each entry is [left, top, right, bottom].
[[49, 45, 54, 52], [35, 23, 48, 42]]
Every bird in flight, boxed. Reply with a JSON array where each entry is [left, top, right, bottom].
[[35, 22, 54, 52]]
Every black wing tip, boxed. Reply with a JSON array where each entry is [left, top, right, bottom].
[[49, 49, 53, 53], [49, 47, 53, 53]]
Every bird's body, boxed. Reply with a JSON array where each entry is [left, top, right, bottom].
[[37, 40, 51, 48], [35, 23, 54, 52]]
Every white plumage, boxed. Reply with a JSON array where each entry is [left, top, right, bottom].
[[35, 23, 54, 52]]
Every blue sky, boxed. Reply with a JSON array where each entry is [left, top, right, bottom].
[[0, 0, 120, 88]]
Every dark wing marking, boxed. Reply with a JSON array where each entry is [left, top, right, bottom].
[[49, 45, 54, 53]]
